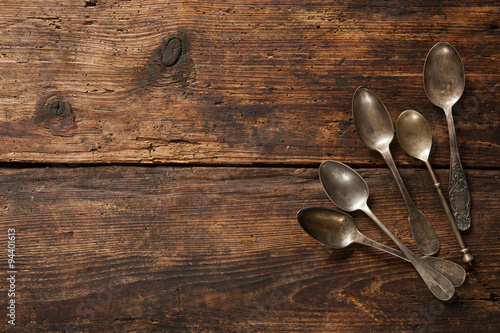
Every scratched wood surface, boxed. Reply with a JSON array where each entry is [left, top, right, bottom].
[[0, 0, 498, 167], [0, 0, 499, 332], [0, 167, 499, 332]]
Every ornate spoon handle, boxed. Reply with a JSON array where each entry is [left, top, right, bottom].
[[445, 108, 471, 231], [424, 160, 473, 263]]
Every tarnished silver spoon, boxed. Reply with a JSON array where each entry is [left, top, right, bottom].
[[396, 109, 473, 264], [352, 86, 440, 256], [297, 206, 466, 287], [319, 160, 455, 301], [424, 42, 471, 231]]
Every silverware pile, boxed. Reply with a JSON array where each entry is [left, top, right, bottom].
[[297, 42, 473, 301]]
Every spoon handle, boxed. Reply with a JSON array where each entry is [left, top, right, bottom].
[[361, 204, 455, 301], [444, 108, 472, 231], [380, 148, 440, 256], [424, 161, 473, 264], [357, 233, 407, 260], [356, 234, 465, 287]]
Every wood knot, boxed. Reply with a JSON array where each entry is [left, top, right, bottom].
[[130, 32, 193, 94], [37, 95, 77, 136], [48, 100, 71, 117], [162, 37, 182, 67], [84, 0, 98, 7]]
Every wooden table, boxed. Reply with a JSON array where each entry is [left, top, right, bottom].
[[1, 1, 499, 331]]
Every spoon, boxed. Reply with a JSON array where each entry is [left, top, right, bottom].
[[319, 160, 455, 301], [423, 42, 471, 231], [396, 109, 473, 264], [352, 86, 440, 256], [297, 206, 466, 287]]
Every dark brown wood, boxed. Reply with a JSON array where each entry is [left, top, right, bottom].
[[0, 1, 498, 167], [1, 1, 499, 332], [0, 166, 499, 332]]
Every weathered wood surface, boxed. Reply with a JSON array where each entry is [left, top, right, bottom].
[[1, 0, 499, 332], [0, 0, 498, 167], [0, 167, 499, 332]]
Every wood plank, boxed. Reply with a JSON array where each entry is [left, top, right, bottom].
[[0, 166, 498, 331], [0, 1, 498, 167]]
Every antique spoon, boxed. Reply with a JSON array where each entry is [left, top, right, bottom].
[[352, 87, 440, 256], [319, 160, 455, 301], [423, 42, 471, 231], [297, 207, 466, 287], [396, 109, 473, 264]]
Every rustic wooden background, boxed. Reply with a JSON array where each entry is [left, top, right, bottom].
[[1, 0, 498, 332]]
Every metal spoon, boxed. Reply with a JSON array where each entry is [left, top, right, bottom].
[[319, 160, 455, 301], [396, 110, 473, 264], [423, 42, 471, 231], [352, 86, 440, 256], [297, 206, 466, 287]]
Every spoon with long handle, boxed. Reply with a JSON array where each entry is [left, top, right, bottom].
[[297, 207, 466, 287], [396, 109, 473, 264], [424, 42, 471, 231], [319, 160, 455, 301], [352, 87, 440, 256]]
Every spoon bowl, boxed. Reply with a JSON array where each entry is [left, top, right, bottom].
[[352, 87, 394, 150], [319, 161, 368, 212], [297, 206, 358, 249], [423, 42, 465, 109], [396, 109, 432, 161]]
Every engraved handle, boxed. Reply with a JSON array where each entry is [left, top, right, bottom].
[[444, 108, 471, 231], [380, 148, 440, 256]]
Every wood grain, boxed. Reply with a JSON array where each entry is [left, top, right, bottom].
[[0, 166, 498, 332], [0, 0, 498, 167], [1, 1, 499, 332]]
